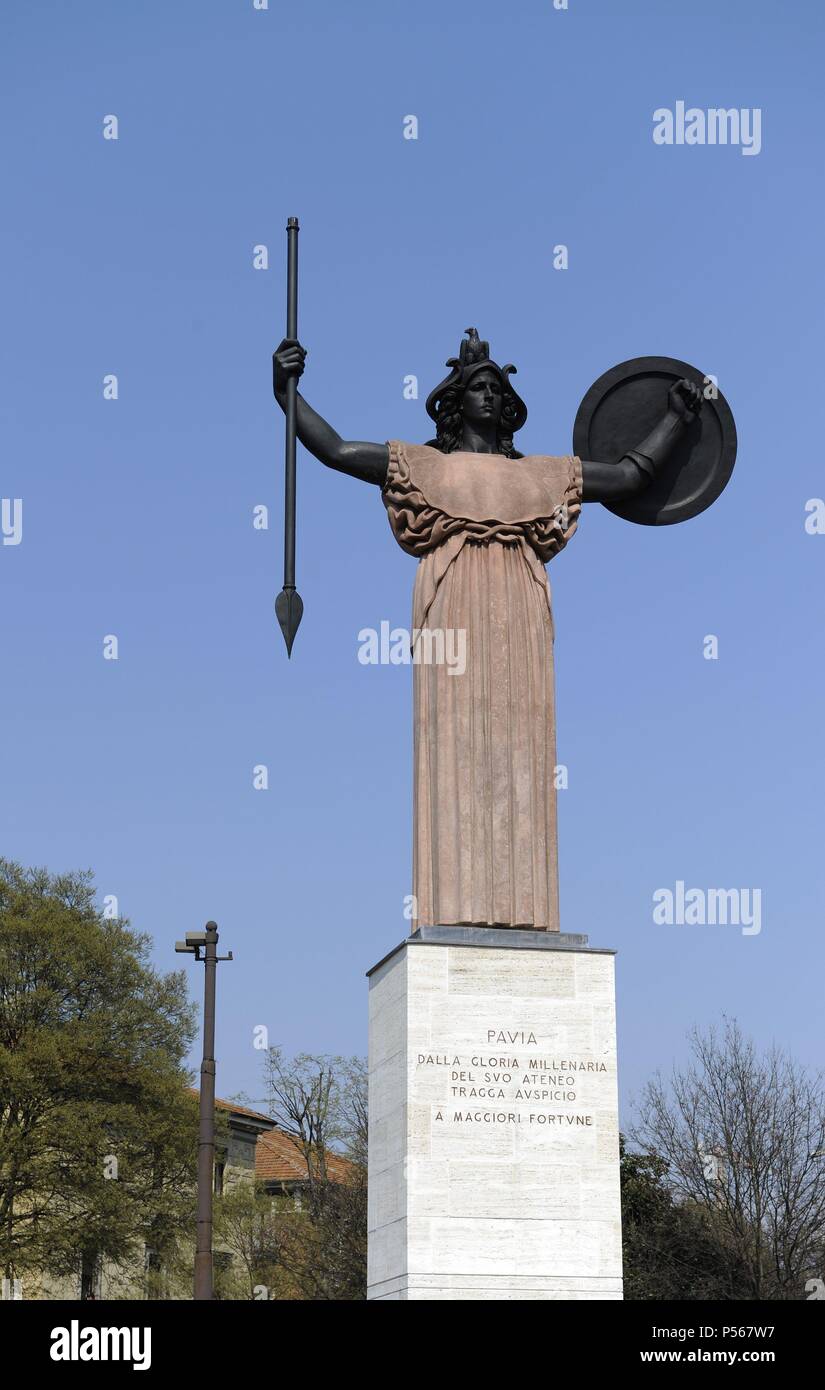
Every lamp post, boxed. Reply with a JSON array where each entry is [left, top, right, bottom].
[[175, 921, 233, 1300]]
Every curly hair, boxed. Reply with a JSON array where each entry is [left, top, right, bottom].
[[425, 330, 527, 458], [426, 380, 523, 458]]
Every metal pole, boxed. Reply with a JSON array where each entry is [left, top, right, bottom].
[[284, 216, 299, 592], [194, 921, 218, 1301], [275, 217, 304, 656]]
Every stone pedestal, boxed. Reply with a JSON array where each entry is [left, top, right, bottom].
[[367, 926, 622, 1301]]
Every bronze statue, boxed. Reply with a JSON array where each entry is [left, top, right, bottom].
[[273, 322, 730, 933]]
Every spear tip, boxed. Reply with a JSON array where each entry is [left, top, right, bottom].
[[275, 587, 304, 657]]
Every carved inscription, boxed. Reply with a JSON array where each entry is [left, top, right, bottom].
[[417, 1030, 609, 1127]]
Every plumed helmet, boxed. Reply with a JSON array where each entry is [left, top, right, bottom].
[[425, 327, 528, 435]]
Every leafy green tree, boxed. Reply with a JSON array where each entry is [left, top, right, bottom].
[[213, 1181, 284, 1300], [0, 859, 198, 1293]]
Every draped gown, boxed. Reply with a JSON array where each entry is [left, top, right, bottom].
[[382, 441, 582, 931]]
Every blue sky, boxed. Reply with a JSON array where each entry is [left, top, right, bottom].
[[2, 0, 823, 1121]]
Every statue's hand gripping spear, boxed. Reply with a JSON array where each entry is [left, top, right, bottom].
[[274, 217, 303, 656]]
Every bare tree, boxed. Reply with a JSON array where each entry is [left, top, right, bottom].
[[261, 1050, 367, 1299], [337, 1056, 368, 1168], [265, 1051, 347, 1208], [632, 1018, 825, 1300]]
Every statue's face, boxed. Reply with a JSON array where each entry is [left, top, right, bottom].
[[462, 369, 503, 428]]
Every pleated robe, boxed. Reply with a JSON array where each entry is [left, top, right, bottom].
[[382, 441, 582, 931]]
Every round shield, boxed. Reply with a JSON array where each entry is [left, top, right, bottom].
[[572, 356, 737, 525]]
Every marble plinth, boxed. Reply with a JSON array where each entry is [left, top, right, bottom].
[[367, 927, 622, 1301]]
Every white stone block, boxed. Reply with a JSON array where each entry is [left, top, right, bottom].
[[367, 932, 622, 1301]]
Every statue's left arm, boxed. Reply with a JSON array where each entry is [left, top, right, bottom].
[[580, 378, 703, 503]]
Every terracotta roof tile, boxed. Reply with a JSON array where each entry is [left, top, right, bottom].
[[255, 1127, 355, 1185]]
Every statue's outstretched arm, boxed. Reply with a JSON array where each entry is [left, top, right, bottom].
[[273, 339, 389, 486], [581, 378, 703, 502]]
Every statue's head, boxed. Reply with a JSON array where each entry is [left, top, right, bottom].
[[425, 328, 527, 457]]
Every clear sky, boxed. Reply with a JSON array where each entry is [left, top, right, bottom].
[[2, 0, 823, 1122]]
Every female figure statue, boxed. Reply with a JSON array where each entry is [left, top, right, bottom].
[[273, 329, 702, 931]]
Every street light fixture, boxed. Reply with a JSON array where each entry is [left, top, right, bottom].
[[176, 931, 210, 954], [175, 920, 233, 1300]]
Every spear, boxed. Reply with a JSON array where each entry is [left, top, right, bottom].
[[275, 216, 303, 656]]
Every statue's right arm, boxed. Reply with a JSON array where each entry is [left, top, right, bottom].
[[273, 339, 389, 487]]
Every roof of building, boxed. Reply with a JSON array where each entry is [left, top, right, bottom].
[[186, 1089, 274, 1135], [254, 1126, 354, 1185], [189, 1089, 355, 1185], [214, 1095, 274, 1124]]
